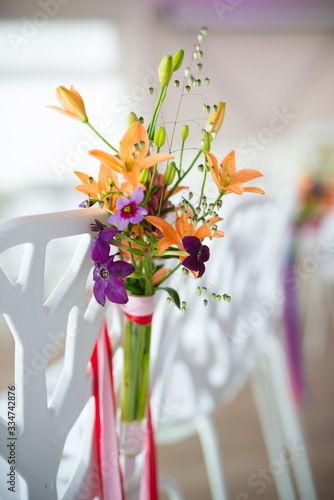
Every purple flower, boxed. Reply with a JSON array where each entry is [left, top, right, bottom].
[[78, 199, 94, 208], [182, 236, 210, 278], [108, 187, 148, 230], [93, 254, 135, 306], [90, 226, 120, 263]]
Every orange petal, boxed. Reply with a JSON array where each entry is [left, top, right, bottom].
[[89, 150, 124, 173], [70, 85, 85, 110], [119, 122, 149, 163], [98, 163, 119, 192], [205, 151, 219, 172], [152, 268, 172, 287], [47, 106, 82, 121], [221, 151, 236, 176], [137, 153, 174, 171], [145, 216, 181, 252], [224, 183, 244, 195], [231, 169, 263, 184], [243, 186, 265, 194]]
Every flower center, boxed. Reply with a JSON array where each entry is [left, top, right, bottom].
[[100, 268, 109, 279]]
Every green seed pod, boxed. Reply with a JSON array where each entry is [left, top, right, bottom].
[[198, 34, 203, 42], [211, 293, 216, 300], [158, 54, 174, 87], [127, 112, 138, 127], [148, 87, 154, 95], [185, 85, 191, 93], [203, 299, 208, 307], [196, 206, 201, 215], [181, 301, 186, 308], [181, 306, 187, 314], [174, 80, 180, 88], [184, 67, 190, 77], [198, 163, 204, 173], [201, 27, 208, 36], [154, 126, 166, 148], [167, 297, 172, 304], [201, 131, 211, 152], [173, 49, 185, 72], [139, 116, 144, 124], [139, 140, 145, 150], [188, 191, 193, 200], [164, 161, 177, 186], [204, 78, 210, 86], [88, 176, 94, 185], [139, 168, 149, 184], [216, 294, 221, 302], [181, 124, 189, 141], [197, 286, 202, 296], [223, 294, 231, 303], [202, 287, 207, 294], [182, 268, 189, 276]]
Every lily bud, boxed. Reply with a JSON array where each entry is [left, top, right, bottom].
[[181, 125, 189, 141], [201, 131, 211, 152], [154, 126, 166, 148], [206, 102, 225, 139], [139, 168, 149, 184], [127, 112, 138, 127], [158, 55, 174, 87], [164, 161, 177, 186], [173, 49, 184, 72], [48, 85, 88, 123]]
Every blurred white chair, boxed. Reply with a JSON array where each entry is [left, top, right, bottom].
[[0, 207, 105, 500], [148, 190, 318, 500]]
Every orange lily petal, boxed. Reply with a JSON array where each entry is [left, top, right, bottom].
[[243, 187, 265, 194], [119, 122, 149, 164], [222, 151, 236, 176], [98, 163, 119, 193], [224, 183, 244, 195], [152, 268, 172, 287], [145, 216, 182, 253], [137, 153, 174, 171], [47, 106, 82, 121], [231, 169, 263, 185], [89, 150, 124, 173], [70, 85, 85, 110]]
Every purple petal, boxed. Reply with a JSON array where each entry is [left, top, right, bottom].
[[116, 197, 131, 210], [90, 236, 110, 263], [129, 207, 147, 224], [117, 218, 130, 231], [93, 279, 106, 306], [108, 260, 135, 279], [108, 213, 120, 226], [90, 219, 104, 231], [100, 227, 120, 242], [182, 255, 206, 277], [182, 236, 202, 257], [199, 245, 210, 263], [130, 187, 145, 205], [105, 277, 129, 304]]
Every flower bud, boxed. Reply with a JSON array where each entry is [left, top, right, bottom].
[[211, 293, 216, 300], [181, 301, 187, 308], [196, 63, 203, 72], [206, 102, 225, 139], [139, 168, 149, 184], [185, 85, 191, 93], [197, 286, 202, 296], [154, 126, 166, 148], [181, 306, 187, 314], [216, 294, 221, 302], [182, 268, 189, 276], [203, 299, 208, 307], [198, 34, 203, 42], [174, 80, 180, 88], [223, 294, 231, 303], [198, 164, 204, 173], [181, 125, 189, 141], [167, 297, 172, 304], [127, 112, 138, 127], [201, 27, 208, 36], [148, 87, 154, 95], [139, 116, 144, 124], [204, 78, 210, 86], [158, 55, 174, 87], [201, 131, 211, 152], [202, 287, 207, 294], [173, 49, 184, 72], [188, 191, 193, 200], [185, 67, 190, 77], [164, 161, 177, 186]]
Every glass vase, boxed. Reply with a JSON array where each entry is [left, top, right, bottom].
[[120, 295, 155, 457]]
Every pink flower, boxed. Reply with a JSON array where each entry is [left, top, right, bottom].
[[108, 187, 148, 230]]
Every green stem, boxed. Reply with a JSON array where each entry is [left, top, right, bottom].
[[155, 262, 182, 286], [157, 185, 166, 217], [143, 164, 158, 206], [167, 150, 202, 200], [137, 323, 152, 420], [87, 122, 118, 154], [147, 86, 167, 141], [199, 165, 208, 207]]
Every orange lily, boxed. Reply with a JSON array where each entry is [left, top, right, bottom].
[[48, 85, 88, 123], [75, 163, 123, 213], [89, 122, 174, 191], [205, 150, 264, 195], [146, 207, 224, 255]]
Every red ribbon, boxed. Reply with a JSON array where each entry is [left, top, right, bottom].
[[123, 312, 153, 325]]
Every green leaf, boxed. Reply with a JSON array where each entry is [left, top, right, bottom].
[[124, 279, 146, 296], [157, 287, 181, 309]]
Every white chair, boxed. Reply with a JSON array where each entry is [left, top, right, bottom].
[[0, 207, 105, 500], [148, 190, 318, 500]]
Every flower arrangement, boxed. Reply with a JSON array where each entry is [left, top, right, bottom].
[[295, 146, 334, 228], [49, 30, 264, 310], [49, 28, 264, 455]]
